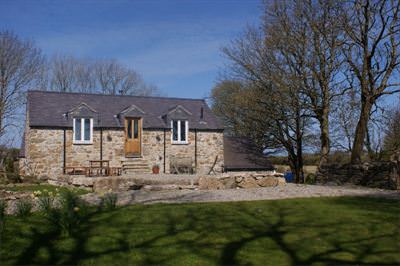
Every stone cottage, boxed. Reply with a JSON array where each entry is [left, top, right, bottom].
[[19, 90, 225, 179]]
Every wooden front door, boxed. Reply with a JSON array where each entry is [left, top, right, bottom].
[[125, 117, 142, 157]]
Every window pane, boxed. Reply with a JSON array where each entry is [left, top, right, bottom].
[[134, 119, 139, 139], [127, 120, 132, 139], [172, 120, 178, 141], [75, 119, 81, 141], [84, 118, 91, 141], [180, 120, 186, 141]]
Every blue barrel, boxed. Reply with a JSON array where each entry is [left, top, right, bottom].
[[284, 172, 294, 183]]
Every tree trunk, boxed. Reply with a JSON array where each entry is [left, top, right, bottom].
[[287, 155, 304, 183], [318, 111, 330, 169], [295, 107, 304, 183], [351, 97, 373, 164], [365, 124, 375, 161]]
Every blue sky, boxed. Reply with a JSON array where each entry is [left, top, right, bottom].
[[0, 0, 262, 99]]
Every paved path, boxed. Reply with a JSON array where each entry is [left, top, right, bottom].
[[82, 184, 400, 206]]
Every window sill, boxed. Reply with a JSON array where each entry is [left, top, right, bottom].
[[73, 141, 93, 145], [172, 141, 189, 145]]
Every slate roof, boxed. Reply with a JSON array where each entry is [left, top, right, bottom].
[[224, 137, 275, 171], [27, 90, 223, 130]]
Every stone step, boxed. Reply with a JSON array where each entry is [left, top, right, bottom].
[[122, 163, 149, 167], [121, 158, 150, 175]]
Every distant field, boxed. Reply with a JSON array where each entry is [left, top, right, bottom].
[[274, 165, 318, 175]]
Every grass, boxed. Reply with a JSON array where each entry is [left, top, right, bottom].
[[0, 184, 89, 196], [0, 197, 399, 265]]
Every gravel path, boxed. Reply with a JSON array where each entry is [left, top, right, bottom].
[[82, 184, 400, 206]]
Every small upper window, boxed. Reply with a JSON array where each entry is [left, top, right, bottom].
[[73, 118, 93, 144], [171, 120, 188, 144]]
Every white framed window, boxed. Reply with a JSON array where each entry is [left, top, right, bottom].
[[171, 120, 189, 144], [73, 118, 93, 144]]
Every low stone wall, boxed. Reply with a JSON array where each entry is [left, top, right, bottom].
[[48, 172, 286, 192], [198, 172, 285, 190], [316, 161, 399, 190]]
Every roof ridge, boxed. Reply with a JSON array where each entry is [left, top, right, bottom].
[[27, 90, 206, 102]]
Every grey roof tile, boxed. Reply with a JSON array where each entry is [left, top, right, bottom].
[[224, 137, 274, 171], [27, 90, 223, 130]]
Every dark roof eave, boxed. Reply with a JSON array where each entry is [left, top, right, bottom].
[[29, 125, 224, 131]]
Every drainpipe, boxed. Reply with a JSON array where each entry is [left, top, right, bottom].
[[63, 129, 66, 174], [163, 128, 166, 173], [100, 128, 103, 160], [195, 129, 197, 173]]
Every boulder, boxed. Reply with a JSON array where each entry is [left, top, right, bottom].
[[220, 177, 237, 189], [72, 177, 94, 187], [235, 176, 244, 183], [199, 176, 225, 190], [142, 184, 179, 191], [238, 177, 259, 188], [277, 177, 286, 186], [253, 174, 265, 180], [93, 178, 131, 193], [257, 177, 278, 187]]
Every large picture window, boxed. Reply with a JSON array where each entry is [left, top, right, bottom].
[[171, 120, 188, 144], [73, 118, 93, 144]]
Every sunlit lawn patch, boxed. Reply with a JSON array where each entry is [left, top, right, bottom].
[[0, 184, 89, 196]]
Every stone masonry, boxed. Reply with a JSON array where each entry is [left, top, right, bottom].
[[19, 125, 224, 179]]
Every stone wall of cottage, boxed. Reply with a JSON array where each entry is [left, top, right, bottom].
[[20, 127, 224, 178], [196, 131, 224, 174], [21, 128, 64, 178]]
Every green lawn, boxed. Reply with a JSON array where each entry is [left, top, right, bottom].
[[1, 197, 399, 265], [0, 184, 89, 195]]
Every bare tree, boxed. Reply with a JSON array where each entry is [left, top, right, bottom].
[[0, 31, 44, 139], [302, 0, 346, 167], [49, 55, 96, 93], [210, 80, 247, 135], [47, 56, 160, 96], [331, 88, 360, 152], [383, 102, 400, 154], [263, 0, 347, 168], [342, 0, 400, 163], [94, 59, 157, 96], [220, 24, 311, 183]]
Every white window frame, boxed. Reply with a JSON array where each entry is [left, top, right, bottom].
[[73, 118, 93, 144], [171, 120, 189, 144]]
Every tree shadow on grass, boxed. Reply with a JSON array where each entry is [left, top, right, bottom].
[[220, 207, 398, 265], [9, 197, 400, 265]]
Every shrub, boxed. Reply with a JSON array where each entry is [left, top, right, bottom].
[[305, 173, 317, 185], [0, 199, 6, 227], [0, 199, 6, 240], [6, 173, 22, 184], [42, 191, 88, 236], [0, 199, 6, 218], [100, 193, 118, 211], [16, 198, 32, 217], [35, 189, 58, 212]]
